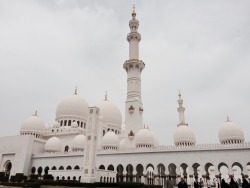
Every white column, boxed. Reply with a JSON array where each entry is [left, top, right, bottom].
[[81, 107, 99, 183]]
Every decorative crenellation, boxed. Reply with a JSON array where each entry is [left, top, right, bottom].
[[98, 141, 250, 154]]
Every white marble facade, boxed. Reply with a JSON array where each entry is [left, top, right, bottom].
[[0, 7, 250, 186]]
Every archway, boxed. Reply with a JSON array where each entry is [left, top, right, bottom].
[[146, 164, 154, 185], [136, 164, 143, 183], [99, 165, 105, 170], [192, 163, 201, 182], [44, 166, 49, 175], [74, 165, 80, 170], [4, 161, 12, 177], [126, 164, 133, 182], [37, 167, 43, 175], [168, 163, 177, 185], [232, 162, 243, 181], [108, 164, 114, 171], [116, 164, 124, 183], [218, 162, 229, 182], [157, 163, 166, 187], [66, 166, 72, 170], [31, 167, 36, 174], [64, 145, 69, 152]]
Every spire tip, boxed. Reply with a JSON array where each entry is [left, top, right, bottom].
[[132, 4, 136, 17], [105, 91, 107, 100], [74, 86, 78, 95]]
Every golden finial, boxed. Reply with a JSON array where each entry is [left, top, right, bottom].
[[132, 4, 136, 17], [105, 91, 107, 100], [74, 86, 78, 95]]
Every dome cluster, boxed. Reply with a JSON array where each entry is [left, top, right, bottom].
[[19, 89, 247, 152]]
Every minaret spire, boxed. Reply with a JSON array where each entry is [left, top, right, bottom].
[[177, 91, 187, 126], [74, 86, 78, 95], [132, 4, 136, 17], [105, 91, 107, 101], [123, 7, 145, 144]]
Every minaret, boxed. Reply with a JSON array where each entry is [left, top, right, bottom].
[[177, 91, 187, 126], [124, 6, 145, 142]]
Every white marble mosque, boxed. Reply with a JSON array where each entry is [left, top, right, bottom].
[[0, 6, 250, 187]]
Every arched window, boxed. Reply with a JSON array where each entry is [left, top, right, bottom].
[[103, 130, 105, 136], [65, 145, 69, 152], [64, 120, 67, 126], [67, 176, 70, 180], [66, 166, 72, 170], [68, 120, 71, 126], [99, 165, 105, 170], [44, 166, 49, 175], [73, 176, 76, 180], [77, 121, 80, 126], [74, 165, 80, 170], [59, 166, 64, 170], [84, 123, 86, 129], [108, 165, 114, 171], [31, 167, 36, 174], [52, 166, 57, 170], [37, 167, 43, 175], [81, 122, 83, 128], [60, 120, 63, 126], [62, 176, 65, 180]]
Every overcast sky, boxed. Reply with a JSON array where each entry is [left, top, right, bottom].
[[0, 0, 250, 145]]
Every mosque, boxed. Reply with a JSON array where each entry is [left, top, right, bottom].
[[0, 7, 250, 187]]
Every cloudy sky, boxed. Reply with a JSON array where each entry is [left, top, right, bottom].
[[0, 0, 249, 145]]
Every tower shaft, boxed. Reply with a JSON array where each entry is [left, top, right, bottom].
[[124, 7, 145, 142]]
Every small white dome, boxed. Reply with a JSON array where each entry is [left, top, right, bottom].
[[119, 138, 126, 149], [219, 118, 244, 144], [20, 114, 46, 134], [72, 134, 86, 150], [56, 93, 89, 119], [53, 121, 60, 128], [173, 125, 196, 146], [45, 137, 62, 152], [71, 121, 78, 128], [135, 128, 156, 147], [101, 130, 120, 149], [96, 99, 122, 126], [246, 165, 250, 171]]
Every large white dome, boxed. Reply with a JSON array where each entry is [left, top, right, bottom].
[[218, 118, 244, 144], [56, 93, 89, 119], [20, 114, 46, 134], [135, 128, 156, 147], [101, 130, 120, 149], [71, 134, 86, 150], [173, 125, 196, 146], [96, 99, 122, 126], [44, 136, 62, 152]]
